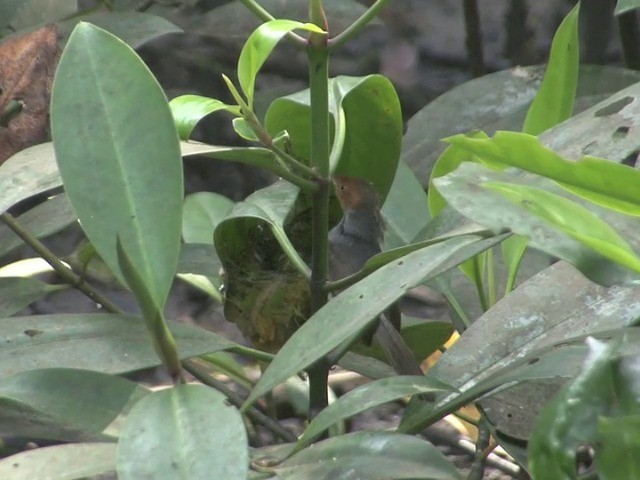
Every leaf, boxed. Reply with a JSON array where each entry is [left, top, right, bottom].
[[0, 443, 116, 480], [237, 19, 323, 107], [597, 416, 640, 480], [0, 368, 148, 442], [0, 277, 63, 317], [182, 192, 233, 244], [170, 95, 240, 140], [295, 376, 453, 452], [272, 432, 462, 480], [0, 143, 61, 215], [483, 181, 640, 273], [0, 314, 238, 377], [522, 4, 580, 135], [9, 0, 76, 31], [616, 0, 640, 15], [0, 25, 59, 164], [0, 193, 77, 258], [243, 234, 505, 407], [399, 261, 640, 436], [266, 75, 403, 200], [403, 65, 640, 183], [529, 338, 616, 479], [433, 161, 640, 286], [117, 385, 248, 480], [59, 11, 183, 49], [51, 23, 183, 310], [447, 131, 640, 216]]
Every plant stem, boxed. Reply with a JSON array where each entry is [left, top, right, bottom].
[[329, 0, 391, 51], [467, 415, 491, 480], [183, 359, 298, 443], [307, 0, 331, 421], [239, 0, 306, 46], [462, 0, 485, 77], [618, 10, 640, 70], [0, 212, 124, 315]]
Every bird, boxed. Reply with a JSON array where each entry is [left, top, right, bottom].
[[328, 175, 423, 376]]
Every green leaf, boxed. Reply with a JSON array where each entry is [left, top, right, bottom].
[[295, 376, 453, 452], [117, 385, 248, 480], [238, 19, 323, 107], [433, 161, 640, 286], [597, 415, 640, 479], [273, 432, 462, 480], [529, 337, 616, 479], [0, 193, 77, 258], [182, 192, 233, 244], [51, 23, 183, 310], [0, 277, 64, 317], [616, 0, 640, 15], [0, 443, 116, 480], [0, 368, 148, 442], [243, 234, 504, 407], [170, 95, 240, 140], [522, 4, 579, 135], [0, 143, 62, 215], [447, 131, 640, 216], [0, 314, 237, 377], [266, 75, 403, 200], [483, 181, 640, 273]]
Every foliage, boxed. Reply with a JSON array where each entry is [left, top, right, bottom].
[[1, 0, 640, 479]]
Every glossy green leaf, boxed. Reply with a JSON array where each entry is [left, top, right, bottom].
[[273, 432, 462, 480], [177, 243, 223, 301], [0, 368, 148, 442], [522, 4, 579, 135], [597, 416, 640, 479], [0, 277, 64, 317], [51, 23, 183, 311], [266, 75, 403, 200], [182, 192, 233, 244], [59, 11, 183, 48], [616, 0, 640, 15], [0, 443, 116, 480], [483, 181, 640, 273], [0, 193, 77, 258], [117, 385, 248, 480], [238, 19, 323, 107], [0, 314, 237, 377], [0, 143, 62, 215], [433, 161, 640, 286], [244, 234, 504, 407], [400, 261, 640, 435], [529, 338, 616, 479], [295, 376, 453, 452], [447, 131, 640, 216], [170, 95, 240, 140]]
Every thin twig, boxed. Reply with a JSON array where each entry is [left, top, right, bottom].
[[467, 415, 491, 480], [0, 212, 124, 315], [238, 0, 306, 47], [329, 0, 392, 51], [183, 359, 298, 443], [618, 10, 640, 70]]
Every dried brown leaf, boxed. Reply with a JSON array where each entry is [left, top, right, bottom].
[[0, 25, 60, 164]]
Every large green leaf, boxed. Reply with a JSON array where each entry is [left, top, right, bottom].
[[182, 192, 233, 244], [522, 4, 579, 135], [0, 314, 237, 376], [272, 432, 462, 480], [0, 193, 77, 258], [433, 162, 640, 286], [403, 65, 640, 183], [597, 416, 640, 479], [0, 368, 148, 442], [399, 261, 640, 436], [266, 75, 403, 200], [170, 95, 240, 140], [244, 234, 506, 407], [51, 23, 183, 311], [0, 443, 116, 480], [117, 385, 248, 480]]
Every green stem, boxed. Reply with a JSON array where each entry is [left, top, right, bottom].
[[328, 0, 391, 51], [472, 255, 489, 312], [467, 414, 491, 480], [183, 359, 297, 443], [486, 249, 496, 307], [227, 345, 275, 364], [0, 212, 124, 315], [239, 0, 306, 46], [307, 0, 331, 421]]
